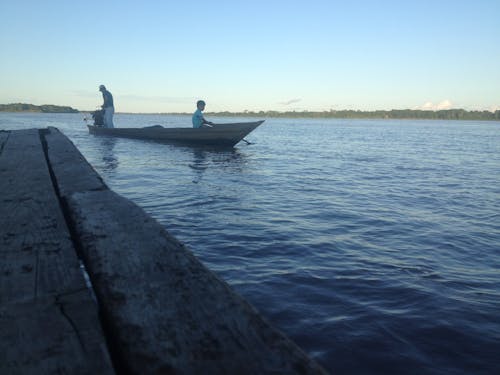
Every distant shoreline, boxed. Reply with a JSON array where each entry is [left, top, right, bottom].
[[2, 103, 499, 121], [106, 109, 500, 121], [0, 103, 78, 113], [188, 109, 500, 121]]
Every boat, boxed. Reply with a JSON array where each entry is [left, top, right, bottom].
[[87, 120, 264, 147]]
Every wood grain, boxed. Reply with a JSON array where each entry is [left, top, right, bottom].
[[0, 129, 114, 374]]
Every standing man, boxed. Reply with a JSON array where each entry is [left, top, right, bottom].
[[99, 85, 114, 128]]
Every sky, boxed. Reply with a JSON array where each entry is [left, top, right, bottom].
[[1, 0, 499, 113]]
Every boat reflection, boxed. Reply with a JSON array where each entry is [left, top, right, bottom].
[[188, 148, 247, 184], [189, 149, 208, 184], [96, 136, 119, 173]]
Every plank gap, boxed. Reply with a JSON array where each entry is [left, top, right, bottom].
[[39, 129, 123, 374]]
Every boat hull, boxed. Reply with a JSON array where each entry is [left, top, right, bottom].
[[87, 121, 264, 147]]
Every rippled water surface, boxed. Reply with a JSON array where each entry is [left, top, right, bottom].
[[2, 113, 499, 374]]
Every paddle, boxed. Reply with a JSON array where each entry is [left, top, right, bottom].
[[241, 138, 252, 145]]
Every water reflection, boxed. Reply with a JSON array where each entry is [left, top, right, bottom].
[[96, 136, 118, 173], [188, 147, 247, 184], [218, 148, 247, 171], [189, 149, 208, 184]]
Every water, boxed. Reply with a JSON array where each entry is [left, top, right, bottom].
[[1, 112, 499, 374]]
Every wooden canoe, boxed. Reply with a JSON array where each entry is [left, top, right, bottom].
[[87, 120, 264, 147]]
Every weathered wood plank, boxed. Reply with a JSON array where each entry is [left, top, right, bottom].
[[0, 130, 8, 155], [45, 127, 327, 374], [0, 129, 81, 302], [0, 129, 114, 374], [42, 127, 106, 196], [0, 292, 113, 375], [69, 190, 326, 374]]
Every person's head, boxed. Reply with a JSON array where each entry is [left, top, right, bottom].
[[196, 100, 206, 110], [99, 85, 106, 92]]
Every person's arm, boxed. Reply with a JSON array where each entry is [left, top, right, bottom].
[[202, 117, 214, 126]]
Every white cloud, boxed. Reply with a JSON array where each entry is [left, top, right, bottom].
[[415, 99, 453, 111], [418, 101, 434, 110], [436, 99, 453, 110], [278, 98, 302, 106]]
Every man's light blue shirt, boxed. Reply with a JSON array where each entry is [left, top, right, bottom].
[[192, 109, 203, 128]]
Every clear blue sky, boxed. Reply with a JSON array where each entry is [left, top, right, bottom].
[[1, 0, 499, 113]]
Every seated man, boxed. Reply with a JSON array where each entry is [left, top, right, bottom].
[[192, 100, 214, 128]]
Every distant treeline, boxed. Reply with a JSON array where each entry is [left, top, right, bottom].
[[0, 103, 79, 113], [204, 109, 500, 121], [2, 103, 499, 120]]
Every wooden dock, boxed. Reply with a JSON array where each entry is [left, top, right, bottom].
[[0, 128, 327, 374]]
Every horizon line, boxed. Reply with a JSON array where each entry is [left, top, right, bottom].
[[1, 102, 499, 115]]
